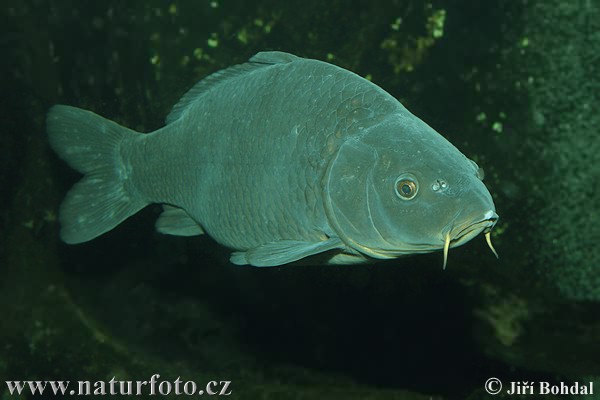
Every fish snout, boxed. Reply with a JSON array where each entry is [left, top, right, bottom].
[[482, 209, 499, 230]]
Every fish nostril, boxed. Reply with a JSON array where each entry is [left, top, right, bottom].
[[431, 179, 448, 192]]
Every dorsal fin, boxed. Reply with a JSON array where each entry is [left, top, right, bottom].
[[249, 51, 300, 64], [165, 51, 301, 125]]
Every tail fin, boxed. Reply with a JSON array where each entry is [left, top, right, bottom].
[[47, 105, 147, 244]]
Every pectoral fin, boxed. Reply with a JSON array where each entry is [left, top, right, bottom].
[[230, 237, 344, 267], [327, 252, 369, 265], [155, 205, 204, 236]]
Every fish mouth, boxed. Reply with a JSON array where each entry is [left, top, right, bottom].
[[442, 210, 499, 269]]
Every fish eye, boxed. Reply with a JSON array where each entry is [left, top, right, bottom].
[[394, 174, 418, 200]]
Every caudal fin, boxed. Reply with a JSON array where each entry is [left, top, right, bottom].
[[47, 105, 147, 244]]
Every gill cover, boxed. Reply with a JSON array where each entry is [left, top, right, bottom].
[[324, 137, 395, 259]]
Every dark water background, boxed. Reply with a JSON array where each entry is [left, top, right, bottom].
[[1, 1, 599, 399]]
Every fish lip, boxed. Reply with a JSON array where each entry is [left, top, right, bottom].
[[448, 210, 498, 245], [365, 211, 499, 259]]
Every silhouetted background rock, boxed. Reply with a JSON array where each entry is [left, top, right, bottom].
[[1, 1, 598, 399]]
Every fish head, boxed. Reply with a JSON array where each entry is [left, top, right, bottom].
[[324, 115, 498, 267]]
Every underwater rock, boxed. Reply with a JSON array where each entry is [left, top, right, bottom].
[[520, 0, 600, 301], [459, 0, 600, 378]]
